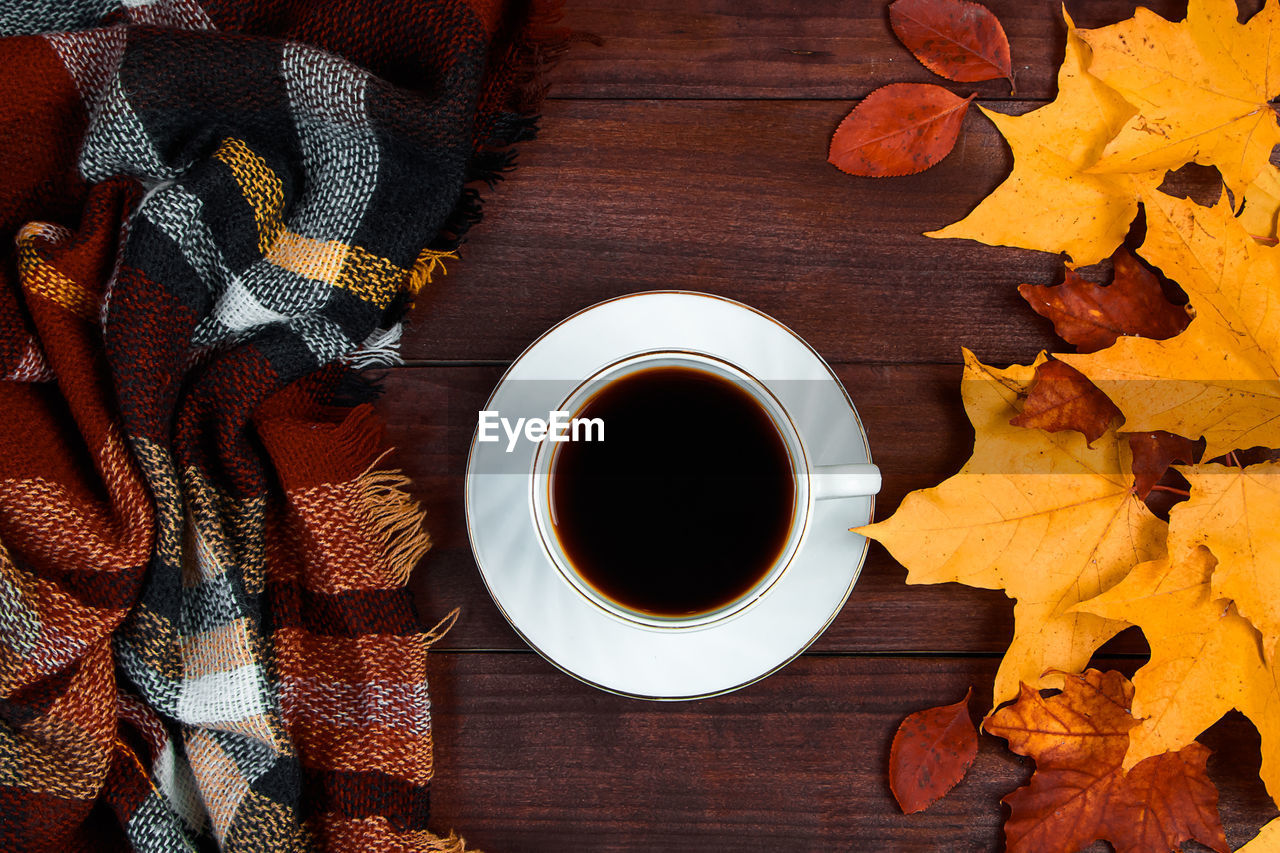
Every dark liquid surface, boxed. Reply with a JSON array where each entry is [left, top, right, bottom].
[[550, 365, 796, 617]]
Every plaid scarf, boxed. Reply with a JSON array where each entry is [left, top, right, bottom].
[[0, 1, 563, 849]]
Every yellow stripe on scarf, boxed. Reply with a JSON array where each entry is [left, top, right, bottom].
[[15, 222, 100, 321], [212, 137, 455, 309]]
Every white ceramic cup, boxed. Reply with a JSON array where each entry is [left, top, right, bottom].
[[529, 350, 880, 631]]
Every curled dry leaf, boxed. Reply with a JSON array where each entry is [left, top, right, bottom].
[[1059, 191, 1280, 459], [1018, 249, 1190, 354], [888, 0, 1013, 87], [1127, 431, 1199, 500], [986, 669, 1229, 853], [888, 687, 978, 814], [828, 83, 973, 177], [1010, 358, 1121, 446]]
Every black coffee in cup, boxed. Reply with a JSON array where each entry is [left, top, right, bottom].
[[549, 365, 796, 617]]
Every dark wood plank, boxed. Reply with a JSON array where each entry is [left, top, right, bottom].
[[403, 98, 1221, 365], [549, 0, 1190, 101], [406, 98, 1049, 364], [399, 4, 1279, 847], [393, 5, 1280, 844], [423, 653, 1276, 851], [387, 363, 1147, 657]]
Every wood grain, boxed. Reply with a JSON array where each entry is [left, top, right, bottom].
[[401, 98, 1221, 365], [386, 364, 1149, 657], [390, 3, 1280, 847], [405, 97, 1051, 364], [549, 0, 1192, 101], [424, 654, 1277, 852]]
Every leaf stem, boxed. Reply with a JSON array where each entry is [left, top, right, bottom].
[[1149, 484, 1191, 497]]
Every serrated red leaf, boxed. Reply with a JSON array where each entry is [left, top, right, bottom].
[[888, 687, 977, 814], [1018, 250, 1191, 353], [889, 0, 1013, 87], [1127, 430, 1200, 499], [829, 84, 974, 177], [1010, 358, 1121, 445], [986, 670, 1229, 853]]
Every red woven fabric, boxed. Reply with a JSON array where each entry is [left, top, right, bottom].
[[0, 1, 563, 849]]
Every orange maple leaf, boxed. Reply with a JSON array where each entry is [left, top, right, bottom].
[[986, 669, 1229, 853]]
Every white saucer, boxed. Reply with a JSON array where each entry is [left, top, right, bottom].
[[464, 292, 875, 699]]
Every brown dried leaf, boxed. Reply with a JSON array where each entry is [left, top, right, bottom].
[[1058, 192, 1280, 459], [829, 83, 973, 177], [888, 687, 978, 814], [1010, 358, 1121, 445], [1018, 249, 1190, 353], [889, 0, 1013, 87], [986, 669, 1229, 853], [1127, 431, 1199, 499]]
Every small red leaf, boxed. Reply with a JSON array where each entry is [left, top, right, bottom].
[[1018, 250, 1191, 353], [829, 84, 974, 177], [1128, 431, 1200, 499], [1011, 359, 1122, 445], [889, 687, 978, 814], [889, 0, 1013, 87]]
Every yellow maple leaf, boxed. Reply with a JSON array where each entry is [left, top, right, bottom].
[[1079, 0, 1280, 201], [1077, 523, 1280, 807], [855, 350, 1167, 706], [1060, 190, 1280, 459], [1172, 463, 1280, 661], [1241, 165, 1280, 243], [1240, 817, 1280, 852], [926, 13, 1160, 267]]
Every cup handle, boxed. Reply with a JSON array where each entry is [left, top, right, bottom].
[[811, 463, 881, 500]]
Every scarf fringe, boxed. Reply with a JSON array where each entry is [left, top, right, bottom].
[[408, 247, 458, 294], [354, 7, 573, 850], [423, 606, 460, 648], [424, 830, 478, 853], [355, 461, 433, 586], [434, 0, 573, 249], [467, 147, 518, 189], [347, 324, 404, 371]]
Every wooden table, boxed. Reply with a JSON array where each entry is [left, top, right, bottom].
[[381, 2, 1280, 848]]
